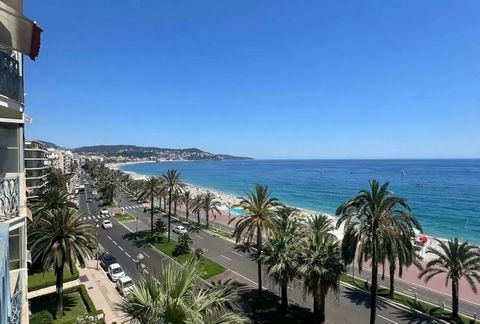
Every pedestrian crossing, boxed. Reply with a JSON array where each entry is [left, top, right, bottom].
[[121, 205, 143, 210], [81, 214, 110, 221]]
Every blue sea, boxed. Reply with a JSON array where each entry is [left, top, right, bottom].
[[122, 160, 480, 244]]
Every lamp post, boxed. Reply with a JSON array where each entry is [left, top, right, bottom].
[[94, 221, 100, 270]]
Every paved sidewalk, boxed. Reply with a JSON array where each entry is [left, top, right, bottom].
[[78, 259, 124, 324], [28, 279, 81, 299]]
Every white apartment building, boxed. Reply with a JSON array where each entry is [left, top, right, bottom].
[[0, 0, 42, 322], [24, 140, 48, 200]]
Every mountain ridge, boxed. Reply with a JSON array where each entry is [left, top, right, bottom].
[[40, 143, 252, 160]]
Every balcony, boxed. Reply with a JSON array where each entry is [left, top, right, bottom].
[[0, 51, 22, 103], [0, 176, 20, 221]]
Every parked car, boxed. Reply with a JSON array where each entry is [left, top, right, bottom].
[[86, 197, 93, 202], [100, 208, 109, 216], [102, 220, 113, 229], [107, 263, 125, 282], [92, 190, 97, 195], [116, 276, 134, 296], [100, 252, 117, 270], [172, 225, 187, 234]]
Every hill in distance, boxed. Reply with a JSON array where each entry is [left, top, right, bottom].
[[72, 144, 252, 161]]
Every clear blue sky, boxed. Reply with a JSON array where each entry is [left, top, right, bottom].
[[24, 1, 480, 159]]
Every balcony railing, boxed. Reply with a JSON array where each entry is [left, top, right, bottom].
[[0, 176, 20, 219], [0, 51, 22, 102]]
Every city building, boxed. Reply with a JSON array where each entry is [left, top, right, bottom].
[[24, 140, 48, 200], [0, 0, 42, 322]]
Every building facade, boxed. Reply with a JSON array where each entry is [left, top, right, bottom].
[[0, 45, 30, 324], [0, 0, 42, 322], [24, 140, 48, 200]]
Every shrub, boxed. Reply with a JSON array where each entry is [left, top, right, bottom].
[[30, 310, 53, 324], [173, 233, 192, 256]]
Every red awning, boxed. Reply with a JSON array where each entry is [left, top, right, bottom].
[[0, 2, 43, 60]]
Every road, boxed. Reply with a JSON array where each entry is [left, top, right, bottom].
[[78, 172, 437, 323]]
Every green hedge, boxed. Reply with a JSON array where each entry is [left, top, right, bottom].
[[340, 274, 474, 324], [28, 265, 79, 292], [30, 284, 104, 324], [137, 230, 225, 279]]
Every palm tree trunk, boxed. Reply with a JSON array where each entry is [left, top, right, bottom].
[[280, 281, 288, 314], [452, 279, 459, 319], [197, 210, 200, 228], [313, 286, 327, 324], [174, 199, 177, 215], [257, 225, 262, 297], [389, 260, 396, 298], [370, 228, 378, 324], [206, 210, 209, 228], [313, 292, 325, 324], [167, 189, 172, 242], [56, 264, 64, 318], [186, 202, 189, 220], [150, 194, 154, 235]]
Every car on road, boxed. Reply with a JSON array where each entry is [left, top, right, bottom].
[[172, 225, 188, 234], [100, 252, 117, 270], [107, 263, 125, 282], [102, 220, 113, 229], [86, 197, 93, 202], [116, 276, 134, 296], [100, 208, 109, 216], [92, 190, 97, 195]]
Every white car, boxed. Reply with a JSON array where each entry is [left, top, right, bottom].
[[92, 190, 97, 195], [172, 225, 187, 234], [102, 220, 113, 229], [100, 208, 109, 216], [107, 263, 125, 282], [116, 276, 134, 296]]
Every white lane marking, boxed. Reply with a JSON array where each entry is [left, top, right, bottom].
[[119, 246, 124, 251], [220, 255, 232, 261], [125, 252, 131, 258], [143, 253, 150, 258], [378, 315, 398, 324], [195, 235, 204, 239], [112, 241, 118, 245], [232, 251, 242, 257], [107, 235, 112, 240]]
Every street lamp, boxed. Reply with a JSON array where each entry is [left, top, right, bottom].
[[94, 221, 100, 270]]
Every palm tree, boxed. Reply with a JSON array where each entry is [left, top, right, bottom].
[[117, 258, 248, 324], [380, 233, 421, 297], [203, 191, 221, 228], [297, 216, 344, 324], [258, 207, 298, 313], [230, 184, 280, 296], [161, 169, 185, 242], [30, 208, 96, 318], [172, 189, 181, 216], [418, 238, 480, 320], [336, 180, 420, 324], [181, 190, 193, 220], [31, 187, 77, 217], [340, 223, 359, 282], [45, 167, 70, 190], [191, 194, 204, 228], [98, 174, 117, 205], [138, 177, 162, 235]]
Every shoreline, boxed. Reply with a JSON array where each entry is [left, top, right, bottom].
[[108, 162, 472, 251]]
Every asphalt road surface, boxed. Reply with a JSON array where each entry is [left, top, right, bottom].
[[78, 172, 440, 323]]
